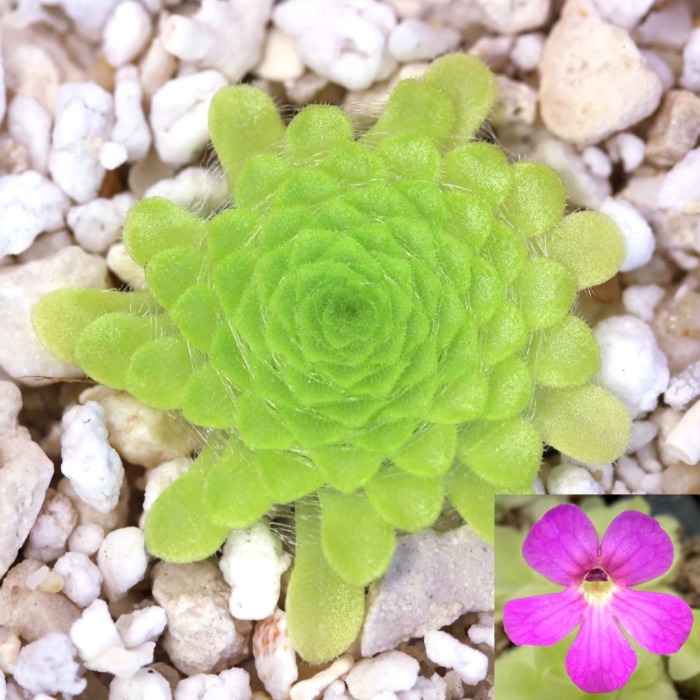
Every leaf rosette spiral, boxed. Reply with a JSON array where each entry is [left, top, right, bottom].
[[33, 54, 633, 662]]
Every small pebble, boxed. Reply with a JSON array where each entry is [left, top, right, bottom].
[[102, 0, 152, 67], [109, 667, 173, 700], [97, 527, 148, 600], [253, 609, 298, 700], [598, 198, 655, 272], [424, 630, 488, 687], [115, 606, 167, 649], [220, 523, 291, 621], [658, 148, 700, 215], [594, 315, 670, 418], [547, 463, 604, 495], [345, 650, 419, 699], [12, 632, 86, 696], [52, 552, 103, 608], [61, 401, 124, 515], [388, 19, 460, 62], [68, 523, 106, 556], [150, 70, 228, 165], [290, 656, 354, 700], [622, 284, 666, 323], [48, 82, 113, 203], [24, 488, 78, 563]]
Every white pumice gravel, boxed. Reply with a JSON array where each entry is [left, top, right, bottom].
[[423, 630, 489, 686], [0, 171, 69, 257], [290, 656, 354, 700], [97, 527, 148, 600], [12, 632, 85, 696], [149, 70, 228, 166], [220, 523, 292, 621], [594, 315, 670, 418], [61, 401, 124, 514], [658, 147, 700, 214], [109, 667, 173, 700], [622, 284, 666, 323], [23, 488, 77, 562], [52, 552, 103, 608], [345, 650, 420, 699], [547, 463, 605, 494], [115, 606, 167, 649], [48, 82, 113, 203], [174, 668, 252, 700], [67, 192, 136, 254], [664, 398, 700, 465], [102, 0, 153, 68]]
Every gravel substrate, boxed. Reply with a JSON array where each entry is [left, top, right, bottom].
[[1, 0, 700, 698]]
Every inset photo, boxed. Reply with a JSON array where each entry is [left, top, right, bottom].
[[495, 496, 700, 699]]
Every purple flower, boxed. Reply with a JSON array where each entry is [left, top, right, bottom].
[[502, 503, 694, 693]]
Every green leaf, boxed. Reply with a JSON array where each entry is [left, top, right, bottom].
[[365, 465, 444, 532], [145, 460, 230, 562], [286, 498, 365, 664], [319, 489, 396, 586], [209, 85, 285, 192], [393, 423, 457, 477], [532, 385, 631, 464], [255, 450, 324, 504]]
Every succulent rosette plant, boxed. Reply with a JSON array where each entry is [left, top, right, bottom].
[[33, 54, 632, 661]]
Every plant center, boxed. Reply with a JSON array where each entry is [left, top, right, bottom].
[[581, 567, 616, 606]]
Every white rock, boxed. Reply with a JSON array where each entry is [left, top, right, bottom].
[[424, 630, 488, 686], [291, 656, 354, 700], [591, 0, 653, 30], [468, 618, 494, 648], [388, 19, 460, 62], [581, 146, 612, 179], [681, 27, 700, 91], [46, 0, 120, 41], [151, 560, 251, 675], [253, 609, 298, 700], [473, 0, 550, 33], [106, 242, 148, 289], [646, 90, 700, 167], [616, 455, 649, 491], [17, 229, 72, 264], [67, 192, 135, 254], [23, 488, 77, 562], [323, 680, 353, 700], [12, 633, 85, 696], [594, 315, 670, 418], [49, 82, 113, 203], [0, 246, 109, 385], [658, 148, 700, 215], [61, 401, 124, 514], [109, 667, 173, 700], [52, 552, 103, 608], [98, 527, 148, 600], [68, 523, 105, 556], [144, 166, 229, 215], [7, 96, 51, 174], [665, 360, 700, 410], [510, 32, 544, 72], [640, 49, 676, 92], [79, 386, 198, 468], [142, 457, 192, 516], [539, 1, 662, 146], [116, 606, 167, 649], [606, 132, 645, 173], [628, 420, 659, 454], [162, 0, 273, 82], [0, 628, 20, 675], [0, 171, 70, 258], [111, 65, 151, 163], [70, 600, 122, 662], [636, 0, 692, 50], [72, 598, 155, 678], [274, 0, 396, 90], [547, 463, 604, 494], [99, 141, 129, 170], [598, 198, 655, 272], [0, 382, 54, 578], [492, 75, 537, 127], [254, 28, 305, 82], [622, 284, 665, 323], [102, 0, 152, 67], [361, 526, 493, 656], [220, 523, 291, 621], [664, 398, 700, 465], [174, 669, 252, 700], [345, 651, 419, 699], [150, 70, 228, 165]]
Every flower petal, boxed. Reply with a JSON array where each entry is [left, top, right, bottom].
[[523, 503, 599, 585], [611, 587, 693, 654], [503, 587, 586, 646], [600, 510, 674, 586], [565, 604, 637, 694]]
